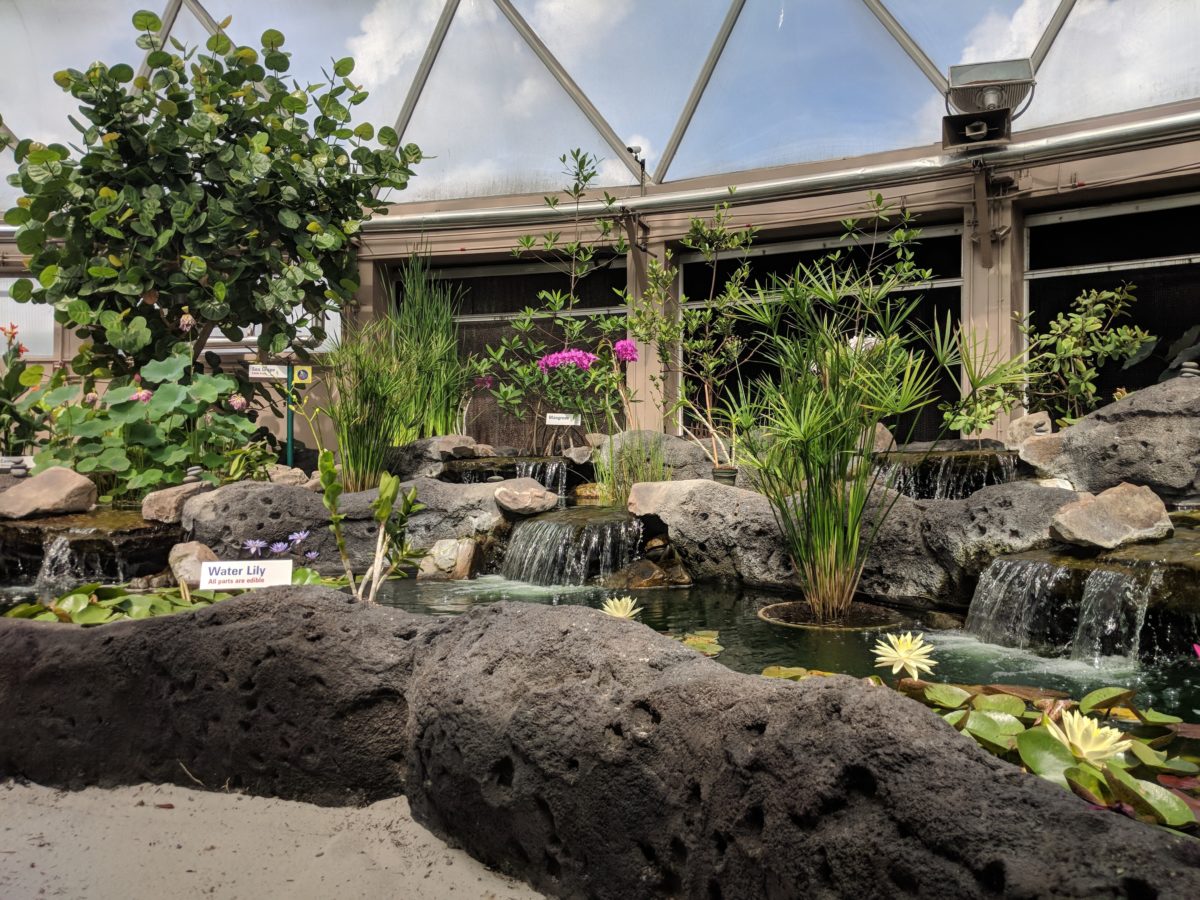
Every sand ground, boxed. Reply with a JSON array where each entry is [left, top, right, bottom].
[[0, 781, 544, 900]]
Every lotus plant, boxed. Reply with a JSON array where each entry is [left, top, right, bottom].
[[873, 632, 938, 682], [601, 596, 643, 619]]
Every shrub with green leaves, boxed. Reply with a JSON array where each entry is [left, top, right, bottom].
[[2, 9, 421, 383], [35, 350, 256, 499]]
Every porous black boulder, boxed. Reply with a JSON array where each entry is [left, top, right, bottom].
[[2, 590, 1199, 899]]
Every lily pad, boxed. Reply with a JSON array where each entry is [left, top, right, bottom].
[[1065, 763, 1112, 806], [1017, 727, 1075, 788], [973, 693, 1026, 717], [1079, 687, 1135, 715], [924, 683, 973, 709], [1104, 764, 1197, 828]]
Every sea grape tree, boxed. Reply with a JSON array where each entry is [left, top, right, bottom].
[[1, 9, 421, 383]]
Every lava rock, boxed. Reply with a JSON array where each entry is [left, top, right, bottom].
[[493, 484, 558, 517], [562, 445, 593, 465], [2, 592, 1199, 899], [405, 476, 547, 548], [388, 435, 481, 480], [168, 540, 218, 588], [266, 464, 310, 487], [1005, 410, 1053, 449], [1018, 432, 1066, 470], [416, 538, 480, 581], [1051, 483, 1174, 550], [628, 480, 796, 589], [1038, 378, 1200, 497], [0, 466, 97, 520], [600, 557, 672, 589], [597, 430, 712, 481], [142, 482, 212, 524], [182, 481, 381, 574], [861, 481, 1080, 608]]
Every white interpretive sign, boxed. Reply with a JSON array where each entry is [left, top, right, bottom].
[[199, 559, 293, 590], [248, 363, 289, 381], [545, 413, 582, 426]]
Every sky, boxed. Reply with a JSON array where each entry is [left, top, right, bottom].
[[2, 0, 1200, 208]]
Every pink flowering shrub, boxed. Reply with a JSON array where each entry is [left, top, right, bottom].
[[537, 348, 600, 374], [613, 339, 639, 363]]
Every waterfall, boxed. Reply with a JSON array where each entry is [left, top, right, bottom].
[[501, 511, 642, 586], [34, 535, 76, 597], [964, 557, 1073, 649], [516, 459, 568, 499], [880, 451, 1019, 501], [1070, 569, 1157, 662], [967, 556, 1161, 663]]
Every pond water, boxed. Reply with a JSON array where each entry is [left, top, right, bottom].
[[377, 576, 1200, 719]]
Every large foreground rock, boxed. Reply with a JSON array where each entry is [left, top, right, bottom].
[[1051, 482, 1175, 550], [861, 481, 1080, 607], [628, 479, 796, 589], [1, 590, 1198, 899], [0, 466, 96, 519], [1034, 378, 1200, 497]]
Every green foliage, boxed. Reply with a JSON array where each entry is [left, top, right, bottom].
[[218, 439, 276, 484], [627, 203, 758, 464], [390, 254, 478, 441], [484, 149, 633, 448], [316, 448, 423, 603], [740, 197, 941, 623], [3, 11, 421, 383], [0, 325, 60, 455], [929, 315, 1033, 435], [593, 431, 667, 507], [34, 349, 256, 499], [1019, 284, 1155, 426], [321, 319, 414, 493]]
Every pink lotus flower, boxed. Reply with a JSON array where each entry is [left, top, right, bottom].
[[228, 393, 248, 412], [613, 339, 638, 363], [179, 311, 196, 332], [538, 348, 599, 374], [1193, 643, 1200, 659], [83, 392, 100, 407], [133, 388, 153, 404]]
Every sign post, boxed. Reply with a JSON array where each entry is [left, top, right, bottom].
[[286, 365, 294, 468]]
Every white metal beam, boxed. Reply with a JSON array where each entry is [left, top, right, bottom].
[[394, 0, 460, 143], [180, 0, 221, 36], [1032, 0, 1078, 73], [491, 0, 642, 182], [135, 0, 183, 83], [861, 0, 948, 94], [652, 0, 746, 185]]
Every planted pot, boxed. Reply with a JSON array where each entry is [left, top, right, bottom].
[[758, 600, 902, 631], [711, 466, 738, 486]]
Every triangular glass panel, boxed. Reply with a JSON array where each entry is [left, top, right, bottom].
[[668, 0, 943, 181], [402, 0, 633, 201], [215, 0, 443, 137], [1018, 0, 1200, 130], [510, 0, 730, 174], [0, 0, 152, 147], [164, 3, 215, 57], [883, 0, 1056, 75]]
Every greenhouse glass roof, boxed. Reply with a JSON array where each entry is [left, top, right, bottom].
[[3, 0, 1200, 210]]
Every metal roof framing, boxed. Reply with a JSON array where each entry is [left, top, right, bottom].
[[1032, 0, 1078, 73], [135, 0, 183, 83], [653, 0, 747, 185], [860, 0, 947, 94], [394, 0, 461, 144], [490, 0, 642, 182]]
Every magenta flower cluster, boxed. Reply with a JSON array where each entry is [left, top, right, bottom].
[[538, 348, 599, 374], [613, 339, 639, 363]]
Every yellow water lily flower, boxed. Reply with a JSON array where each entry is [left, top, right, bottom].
[[872, 632, 937, 681], [600, 596, 642, 619], [1044, 709, 1132, 765]]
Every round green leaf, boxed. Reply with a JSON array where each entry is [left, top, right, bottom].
[[132, 10, 162, 31], [37, 265, 60, 289], [1104, 765, 1197, 827], [146, 49, 171, 68], [333, 57, 355, 77], [140, 353, 189, 384], [1016, 727, 1075, 787], [924, 683, 973, 709], [108, 63, 135, 83], [3, 206, 31, 227], [377, 126, 398, 147], [264, 50, 290, 72], [1079, 687, 1135, 715], [353, 122, 374, 141], [260, 28, 285, 49], [206, 33, 233, 54], [9, 278, 33, 302]]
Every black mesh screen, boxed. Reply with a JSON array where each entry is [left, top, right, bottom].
[[1028, 264, 1200, 400], [1029, 204, 1200, 270]]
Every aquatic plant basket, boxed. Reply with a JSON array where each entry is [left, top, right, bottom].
[[758, 600, 902, 631]]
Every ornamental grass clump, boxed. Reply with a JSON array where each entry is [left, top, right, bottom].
[[322, 319, 416, 493], [741, 198, 939, 624]]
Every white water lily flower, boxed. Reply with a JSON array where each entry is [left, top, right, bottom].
[[1044, 709, 1132, 765], [601, 596, 643, 619], [872, 632, 937, 681]]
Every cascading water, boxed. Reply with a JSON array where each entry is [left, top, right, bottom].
[[33, 535, 76, 596], [964, 558, 1074, 649], [501, 509, 642, 586], [966, 555, 1164, 663], [516, 459, 568, 498], [1070, 569, 1158, 662], [879, 451, 1019, 501]]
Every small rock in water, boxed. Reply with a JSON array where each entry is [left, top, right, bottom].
[[487, 475, 504, 483]]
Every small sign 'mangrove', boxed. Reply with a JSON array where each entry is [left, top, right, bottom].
[[545, 412, 581, 426], [199, 559, 293, 590]]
